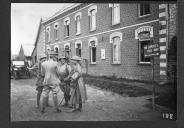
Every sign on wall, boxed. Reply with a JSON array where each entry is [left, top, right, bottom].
[[135, 26, 153, 39], [101, 48, 105, 59], [144, 43, 160, 58]]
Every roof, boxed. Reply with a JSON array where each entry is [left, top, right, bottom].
[[22, 44, 34, 57], [42, 3, 82, 24], [31, 18, 42, 57]]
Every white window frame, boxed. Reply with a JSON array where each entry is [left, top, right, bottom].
[[64, 17, 70, 38], [138, 39, 151, 64], [54, 23, 59, 40], [75, 40, 82, 57], [88, 37, 98, 64], [64, 43, 70, 49], [46, 47, 51, 53], [109, 4, 120, 25], [110, 32, 122, 64], [46, 26, 50, 43], [135, 26, 152, 64], [138, 4, 151, 18], [88, 5, 97, 32], [64, 43, 70, 57], [54, 45, 59, 54], [75, 12, 82, 35]]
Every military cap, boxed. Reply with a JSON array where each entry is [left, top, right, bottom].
[[58, 54, 66, 59]]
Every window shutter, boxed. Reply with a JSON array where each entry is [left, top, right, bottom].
[[89, 47, 91, 63], [111, 7, 113, 25], [111, 43, 113, 64], [75, 20, 77, 34], [64, 26, 66, 37]]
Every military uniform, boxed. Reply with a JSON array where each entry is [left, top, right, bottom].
[[28, 55, 47, 108], [56, 55, 71, 106], [65, 56, 87, 112], [41, 53, 61, 113]]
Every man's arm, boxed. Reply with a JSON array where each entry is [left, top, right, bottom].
[[41, 63, 45, 77], [28, 63, 38, 70]]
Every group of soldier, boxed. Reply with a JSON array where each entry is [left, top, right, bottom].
[[29, 52, 87, 113]]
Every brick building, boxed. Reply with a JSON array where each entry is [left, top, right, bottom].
[[31, 18, 46, 65], [41, 3, 177, 83]]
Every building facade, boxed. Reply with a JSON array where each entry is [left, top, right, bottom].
[[31, 18, 46, 65], [42, 3, 177, 83]]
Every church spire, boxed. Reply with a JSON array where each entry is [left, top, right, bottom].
[[17, 44, 25, 60]]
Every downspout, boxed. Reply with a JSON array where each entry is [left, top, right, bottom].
[[166, 4, 169, 81]]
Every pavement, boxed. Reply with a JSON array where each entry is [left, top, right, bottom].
[[11, 78, 163, 121]]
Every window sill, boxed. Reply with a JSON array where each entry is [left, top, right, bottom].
[[112, 61, 121, 64], [111, 22, 120, 27], [89, 29, 96, 32], [138, 62, 151, 65], [55, 39, 59, 41], [90, 62, 97, 65], [76, 33, 81, 36], [138, 14, 151, 19]]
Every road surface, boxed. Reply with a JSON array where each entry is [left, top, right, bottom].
[[11, 78, 163, 121]]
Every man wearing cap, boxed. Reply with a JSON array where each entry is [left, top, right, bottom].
[[40, 52, 61, 113], [28, 55, 49, 109], [64, 56, 87, 112], [56, 54, 71, 107]]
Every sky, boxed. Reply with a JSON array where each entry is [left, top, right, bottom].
[[11, 3, 73, 56]]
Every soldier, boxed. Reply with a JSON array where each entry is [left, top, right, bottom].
[[64, 56, 87, 112], [28, 55, 49, 109], [56, 54, 72, 107], [40, 52, 61, 113]]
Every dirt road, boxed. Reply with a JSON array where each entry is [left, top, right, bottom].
[[11, 78, 163, 121]]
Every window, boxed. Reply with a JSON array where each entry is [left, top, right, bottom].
[[75, 40, 82, 57], [110, 32, 122, 64], [46, 26, 50, 43], [139, 4, 150, 17], [54, 23, 59, 40], [46, 47, 51, 55], [54, 45, 59, 55], [88, 5, 97, 31], [64, 43, 70, 58], [88, 37, 98, 64], [64, 17, 70, 37], [91, 41, 96, 63], [109, 4, 120, 25], [75, 12, 82, 35], [76, 43, 81, 57], [139, 40, 151, 63], [135, 26, 153, 64], [112, 37, 121, 63]]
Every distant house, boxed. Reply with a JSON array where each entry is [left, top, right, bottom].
[[16, 44, 34, 67]]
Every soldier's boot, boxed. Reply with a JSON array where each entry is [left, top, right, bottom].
[[36, 91, 42, 109], [62, 93, 68, 107], [41, 96, 48, 113], [71, 104, 78, 112], [53, 94, 61, 113], [78, 96, 82, 112]]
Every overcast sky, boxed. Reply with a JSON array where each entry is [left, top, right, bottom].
[[11, 3, 73, 55]]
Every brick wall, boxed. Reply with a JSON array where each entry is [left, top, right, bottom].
[[44, 3, 162, 82], [36, 23, 46, 61], [168, 4, 177, 81]]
